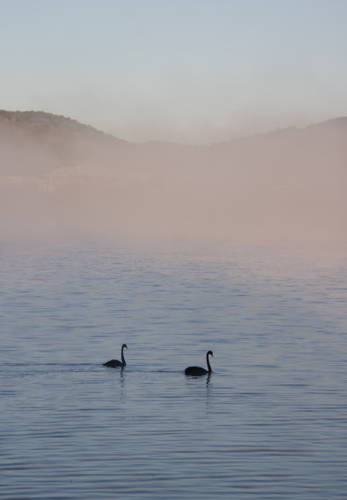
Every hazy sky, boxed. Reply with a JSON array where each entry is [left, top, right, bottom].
[[1, 0, 347, 143]]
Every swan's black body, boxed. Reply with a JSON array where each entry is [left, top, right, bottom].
[[185, 350, 213, 376], [103, 344, 127, 368]]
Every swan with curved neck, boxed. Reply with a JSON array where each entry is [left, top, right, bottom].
[[185, 351, 213, 376], [103, 344, 128, 368]]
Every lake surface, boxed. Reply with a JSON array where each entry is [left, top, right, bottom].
[[1, 237, 347, 499]]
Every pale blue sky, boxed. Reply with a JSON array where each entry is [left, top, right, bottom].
[[1, 0, 347, 143]]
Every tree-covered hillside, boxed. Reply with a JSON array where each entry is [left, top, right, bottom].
[[0, 110, 132, 176]]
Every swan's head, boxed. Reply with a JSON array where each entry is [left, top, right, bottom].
[[207, 350, 213, 357], [122, 344, 128, 349]]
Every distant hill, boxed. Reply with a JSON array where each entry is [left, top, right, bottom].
[[0, 110, 133, 176], [1, 110, 347, 187], [0, 110, 128, 143]]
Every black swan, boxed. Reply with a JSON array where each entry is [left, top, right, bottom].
[[185, 350, 213, 376], [103, 344, 128, 368]]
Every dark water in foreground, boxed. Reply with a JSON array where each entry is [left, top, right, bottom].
[[1, 238, 347, 499]]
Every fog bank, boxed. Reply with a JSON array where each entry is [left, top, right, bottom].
[[1, 111, 346, 245]]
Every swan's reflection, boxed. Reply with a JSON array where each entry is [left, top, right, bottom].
[[118, 367, 126, 401]]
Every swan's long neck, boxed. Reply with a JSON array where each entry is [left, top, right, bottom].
[[206, 352, 212, 373], [121, 346, 126, 366]]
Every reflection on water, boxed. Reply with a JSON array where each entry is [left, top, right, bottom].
[[1, 239, 347, 499]]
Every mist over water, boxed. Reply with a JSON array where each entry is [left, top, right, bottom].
[[1, 112, 347, 498], [2, 0, 347, 495], [0, 64, 343, 236], [1, 112, 346, 245]]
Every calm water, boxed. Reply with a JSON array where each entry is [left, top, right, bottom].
[[1, 238, 347, 499]]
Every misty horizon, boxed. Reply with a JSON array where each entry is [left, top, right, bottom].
[[0, 109, 346, 245], [3, 108, 347, 146]]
